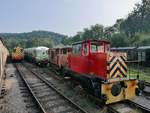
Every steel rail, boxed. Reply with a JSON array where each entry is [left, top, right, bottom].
[[24, 62, 150, 113], [128, 100, 150, 113], [21, 63, 88, 113], [142, 82, 150, 95], [107, 105, 120, 113], [24, 62, 124, 113], [145, 82, 150, 86], [15, 63, 47, 113]]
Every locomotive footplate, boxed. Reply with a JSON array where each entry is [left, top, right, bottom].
[[101, 78, 138, 104]]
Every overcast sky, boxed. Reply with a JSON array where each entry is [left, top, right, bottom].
[[0, 0, 141, 36]]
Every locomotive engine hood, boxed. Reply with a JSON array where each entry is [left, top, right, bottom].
[[107, 52, 127, 79]]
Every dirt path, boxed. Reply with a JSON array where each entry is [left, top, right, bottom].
[[0, 64, 28, 113]]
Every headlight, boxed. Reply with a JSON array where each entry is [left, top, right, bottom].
[[111, 83, 122, 96]]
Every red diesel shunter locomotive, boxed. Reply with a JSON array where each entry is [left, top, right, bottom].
[[48, 39, 143, 104]]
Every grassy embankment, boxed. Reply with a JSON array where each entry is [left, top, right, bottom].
[[127, 65, 150, 82]]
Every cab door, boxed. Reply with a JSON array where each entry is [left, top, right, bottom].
[[68, 42, 90, 75]]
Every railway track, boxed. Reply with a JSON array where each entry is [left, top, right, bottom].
[[15, 63, 88, 113], [17, 69, 45, 113], [23, 62, 150, 113], [123, 82, 150, 113], [145, 82, 150, 86], [144, 82, 150, 93], [107, 97, 150, 113], [108, 102, 141, 113], [107, 82, 150, 113]]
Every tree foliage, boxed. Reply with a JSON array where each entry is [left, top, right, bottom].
[[120, 0, 150, 35], [111, 33, 129, 47], [62, 24, 105, 45], [0, 31, 66, 51], [62, 0, 150, 47]]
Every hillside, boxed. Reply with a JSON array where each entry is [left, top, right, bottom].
[[0, 30, 67, 51]]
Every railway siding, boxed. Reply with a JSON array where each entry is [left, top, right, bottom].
[[16, 63, 88, 113], [23, 62, 105, 113], [24, 62, 150, 113], [0, 64, 41, 113], [129, 97, 150, 112], [144, 85, 150, 95]]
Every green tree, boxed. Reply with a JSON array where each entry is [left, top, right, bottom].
[[111, 33, 129, 47]]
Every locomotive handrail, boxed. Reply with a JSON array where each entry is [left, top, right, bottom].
[[126, 60, 142, 63]]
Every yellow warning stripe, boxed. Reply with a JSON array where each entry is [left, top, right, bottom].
[[113, 70, 123, 78], [108, 55, 127, 78], [110, 63, 120, 77], [118, 57, 127, 69]]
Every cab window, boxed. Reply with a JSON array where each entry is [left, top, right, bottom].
[[83, 43, 88, 56], [73, 44, 82, 55], [105, 44, 110, 52], [91, 44, 98, 53], [91, 42, 102, 53], [91, 42, 110, 53]]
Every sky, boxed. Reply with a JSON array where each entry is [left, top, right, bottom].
[[0, 0, 141, 36]]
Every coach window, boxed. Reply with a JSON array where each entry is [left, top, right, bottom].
[[68, 48, 71, 53], [51, 51, 54, 59], [56, 49, 59, 54], [63, 49, 67, 54], [13, 48, 16, 52], [33, 50, 36, 57], [60, 49, 63, 54], [73, 44, 82, 55], [46, 50, 48, 54]]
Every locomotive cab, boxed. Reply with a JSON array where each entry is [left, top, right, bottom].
[[68, 39, 139, 104], [68, 40, 110, 79]]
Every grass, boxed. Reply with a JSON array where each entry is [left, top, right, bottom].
[[127, 65, 150, 82]]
